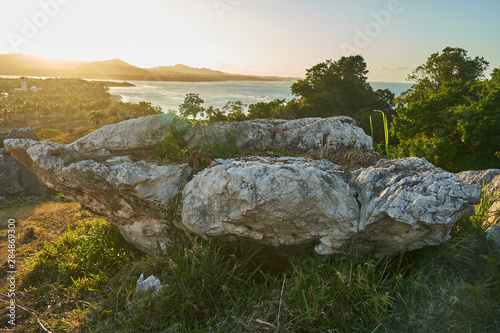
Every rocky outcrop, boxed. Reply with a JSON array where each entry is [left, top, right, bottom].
[[4, 115, 482, 257], [0, 127, 39, 145], [458, 169, 500, 247], [183, 157, 481, 257], [185, 117, 372, 153], [5, 139, 191, 252], [347, 159, 480, 256], [0, 128, 53, 196]]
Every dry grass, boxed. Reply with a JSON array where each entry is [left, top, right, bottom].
[[0, 200, 91, 291], [309, 147, 382, 173]]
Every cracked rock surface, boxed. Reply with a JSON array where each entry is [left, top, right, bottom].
[[182, 157, 359, 254], [183, 157, 481, 257], [185, 117, 372, 153]]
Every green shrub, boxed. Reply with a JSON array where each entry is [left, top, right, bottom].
[[37, 128, 63, 141]]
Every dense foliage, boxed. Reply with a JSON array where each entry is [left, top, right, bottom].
[[194, 56, 395, 144], [392, 47, 500, 171], [0, 78, 162, 143], [0, 78, 161, 127], [0, 78, 109, 125]]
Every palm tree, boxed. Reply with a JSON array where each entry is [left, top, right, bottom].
[[89, 110, 105, 126]]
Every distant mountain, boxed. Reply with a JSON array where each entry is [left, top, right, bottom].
[[0, 54, 296, 82]]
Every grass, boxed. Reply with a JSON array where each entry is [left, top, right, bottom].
[[0, 191, 499, 332]]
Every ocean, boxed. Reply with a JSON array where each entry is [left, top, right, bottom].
[[109, 80, 413, 113]]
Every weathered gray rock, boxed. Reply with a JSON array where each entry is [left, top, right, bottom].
[[182, 157, 481, 257], [348, 158, 481, 257], [457, 169, 500, 187], [182, 157, 359, 253], [71, 114, 190, 159], [458, 170, 500, 247], [4, 139, 191, 252], [136, 274, 165, 296], [0, 128, 53, 196], [185, 117, 372, 153], [0, 128, 38, 147]]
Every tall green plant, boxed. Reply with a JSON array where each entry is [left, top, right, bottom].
[[370, 110, 403, 159]]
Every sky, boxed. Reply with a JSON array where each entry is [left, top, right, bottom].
[[0, 0, 499, 82]]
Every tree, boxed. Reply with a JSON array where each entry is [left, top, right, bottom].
[[247, 99, 286, 119], [392, 47, 499, 171], [403, 47, 489, 99], [289, 55, 395, 143], [179, 93, 205, 120], [133, 101, 163, 116], [223, 101, 248, 122], [205, 106, 227, 123], [89, 110, 105, 125]]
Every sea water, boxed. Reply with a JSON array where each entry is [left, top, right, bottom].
[[109, 80, 413, 113], [109, 81, 295, 113]]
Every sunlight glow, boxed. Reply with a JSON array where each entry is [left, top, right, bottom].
[[0, 0, 499, 81]]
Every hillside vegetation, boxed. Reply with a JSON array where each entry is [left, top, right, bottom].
[[0, 77, 162, 143], [178, 47, 500, 171]]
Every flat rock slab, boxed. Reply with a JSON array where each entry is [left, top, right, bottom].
[[185, 117, 372, 153], [5, 138, 191, 252]]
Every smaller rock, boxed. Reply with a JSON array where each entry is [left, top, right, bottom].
[[1, 128, 53, 196], [456, 169, 500, 187], [487, 225, 500, 249], [136, 274, 165, 296], [457, 170, 500, 249], [0, 127, 38, 147]]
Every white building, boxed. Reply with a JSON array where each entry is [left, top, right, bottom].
[[14, 77, 27, 92]]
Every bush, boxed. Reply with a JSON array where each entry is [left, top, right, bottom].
[[37, 128, 63, 141]]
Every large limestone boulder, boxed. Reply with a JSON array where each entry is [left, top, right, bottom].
[[182, 157, 481, 257], [182, 157, 359, 253], [71, 114, 190, 159], [348, 158, 481, 257]]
